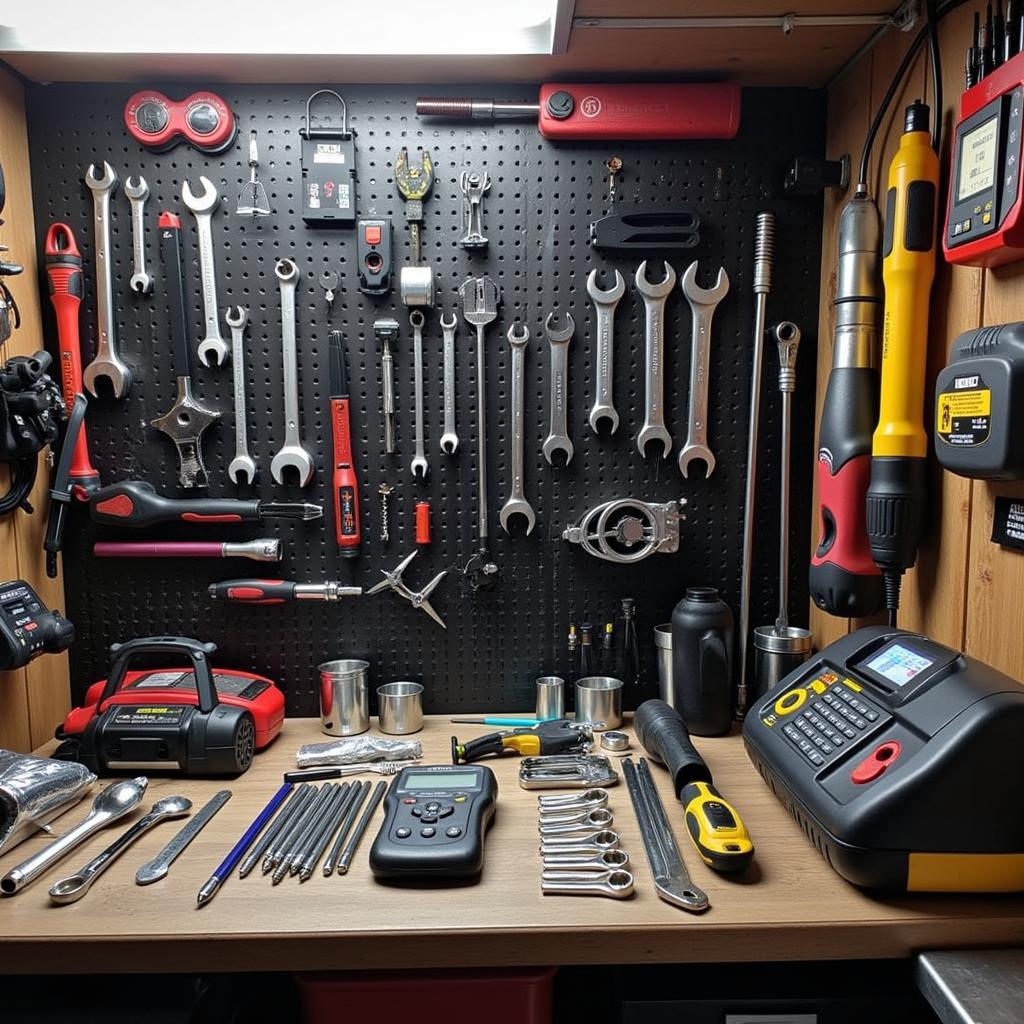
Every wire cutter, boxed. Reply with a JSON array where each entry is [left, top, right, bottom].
[[367, 550, 447, 629]]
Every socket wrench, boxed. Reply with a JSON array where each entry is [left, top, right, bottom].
[[635, 259, 676, 458], [226, 305, 257, 486], [124, 175, 153, 295], [499, 323, 536, 535], [83, 162, 131, 398], [586, 269, 625, 434], [410, 310, 428, 478], [440, 312, 459, 453], [271, 259, 315, 487], [182, 176, 229, 368], [542, 311, 575, 465]]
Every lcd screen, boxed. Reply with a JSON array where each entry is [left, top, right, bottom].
[[958, 116, 999, 201], [866, 643, 935, 687]]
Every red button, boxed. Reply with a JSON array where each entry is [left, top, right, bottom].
[[850, 740, 901, 785], [365, 225, 382, 245]]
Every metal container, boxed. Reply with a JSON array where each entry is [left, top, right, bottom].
[[377, 681, 424, 735], [318, 660, 370, 736], [536, 676, 566, 720], [751, 626, 813, 705], [654, 624, 673, 704], [574, 676, 623, 730]]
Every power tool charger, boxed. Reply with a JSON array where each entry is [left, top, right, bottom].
[[56, 637, 284, 777], [934, 321, 1024, 479]]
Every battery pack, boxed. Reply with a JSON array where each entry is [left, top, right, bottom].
[[935, 321, 1024, 479]]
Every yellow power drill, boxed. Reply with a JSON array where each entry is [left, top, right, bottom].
[[867, 100, 940, 624]]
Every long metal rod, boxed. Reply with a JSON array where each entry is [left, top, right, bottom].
[[738, 212, 774, 718], [261, 785, 318, 874], [275, 785, 337, 884], [238, 784, 309, 878], [300, 784, 356, 881], [337, 781, 387, 875], [294, 784, 348, 879], [574, 14, 907, 30], [268, 785, 330, 879], [324, 781, 370, 876]]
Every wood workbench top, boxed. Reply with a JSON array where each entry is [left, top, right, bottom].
[[1, 716, 1022, 974]]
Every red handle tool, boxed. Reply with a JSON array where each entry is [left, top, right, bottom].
[[208, 579, 297, 604], [328, 330, 361, 556], [44, 223, 101, 499]]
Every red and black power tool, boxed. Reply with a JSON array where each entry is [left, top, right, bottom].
[[56, 637, 284, 777]]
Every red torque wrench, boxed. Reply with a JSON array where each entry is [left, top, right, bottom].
[[328, 330, 360, 556], [416, 83, 741, 140], [44, 223, 101, 499], [124, 90, 237, 154]]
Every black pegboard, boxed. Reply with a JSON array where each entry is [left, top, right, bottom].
[[25, 83, 825, 717]]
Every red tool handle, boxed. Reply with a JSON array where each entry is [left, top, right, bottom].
[[90, 480, 257, 527], [208, 579, 295, 604], [44, 223, 101, 498], [94, 541, 223, 558], [331, 396, 361, 556], [536, 83, 741, 140]]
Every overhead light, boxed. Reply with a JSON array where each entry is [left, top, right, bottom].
[[0, 0, 570, 56]]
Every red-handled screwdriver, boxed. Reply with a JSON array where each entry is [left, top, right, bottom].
[[328, 330, 360, 556], [208, 579, 362, 603], [44, 223, 101, 498]]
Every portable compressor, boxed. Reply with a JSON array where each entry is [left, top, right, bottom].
[[56, 637, 284, 777], [743, 626, 1024, 893]]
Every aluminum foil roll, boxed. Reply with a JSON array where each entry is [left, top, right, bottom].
[[0, 750, 96, 856], [296, 737, 422, 768]]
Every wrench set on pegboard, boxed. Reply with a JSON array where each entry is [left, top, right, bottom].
[[25, 83, 824, 716]]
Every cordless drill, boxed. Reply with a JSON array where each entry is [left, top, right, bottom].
[[866, 101, 940, 623]]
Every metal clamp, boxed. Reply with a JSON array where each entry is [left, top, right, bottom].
[[562, 498, 686, 564]]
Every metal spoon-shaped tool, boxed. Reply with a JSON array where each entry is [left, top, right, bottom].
[[49, 795, 192, 905], [1, 777, 149, 896]]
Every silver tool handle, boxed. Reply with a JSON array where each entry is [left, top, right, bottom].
[[129, 196, 149, 291], [475, 323, 489, 540], [594, 302, 615, 416], [509, 340, 526, 501], [382, 342, 395, 454], [280, 276, 301, 440], [411, 316, 427, 475], [643, 296, 667, 432], [442, 320, 458, 451], [687, 302, 716, 448], [231, 322, 250, 458], [195, 213, 223, 349], [93, 188, 117, 358], [136, 790, 231, 885]]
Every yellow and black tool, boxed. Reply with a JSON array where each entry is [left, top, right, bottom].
[[634, 699, 754, 873], [866, 100, 940, 625], [451, 718, 592, 765]]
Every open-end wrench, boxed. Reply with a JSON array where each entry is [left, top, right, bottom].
[[409, 310, 428, 478], [541, 868, 635, 899], [440, 312, 458, 454], [499, 324, 536, 535], [182, 176, 230, 368], [226, 306, 256, 486], [124, 176, 153, 295], [586, 269, 625, 435], [635, 260, 676, 459], [542, 311, 575, 465], [271, 259, 315, 488], [83, 162, 131, 399], [678, 261, 730, 478]]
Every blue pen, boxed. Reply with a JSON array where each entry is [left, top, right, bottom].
[[196, 782, 292, 906], [449, 716, 547, 727]]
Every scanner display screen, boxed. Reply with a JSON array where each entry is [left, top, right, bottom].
[[403, 771, 478, 789], [958, 116, 998, 201], [866, 643, 935, 687]]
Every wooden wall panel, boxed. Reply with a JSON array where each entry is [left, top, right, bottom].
[[0, 66, 70, 751]]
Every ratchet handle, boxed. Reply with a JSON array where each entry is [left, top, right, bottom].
[[330, 396, 360, 556], [90, 480, 259, 527], [208, 579, 296, 604]]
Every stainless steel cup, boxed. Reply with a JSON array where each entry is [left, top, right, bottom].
[[751, 626, 813, 705], [574, 676, 624, 730], [377, 681, 424, 735], [318, 659, 370, 736], [536, 676, 566, 720], [654, 624, 674, 705]]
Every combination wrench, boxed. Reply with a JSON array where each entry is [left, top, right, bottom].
[[678, 261, 730, 478], [182, 176, 230, 368], [635, 260, 676, 459], [124, 175, 153, 295], [83, 162, 131, 398], [226, 306, 257, 486], [410, 310, 428, 478], [440, 312, 458, 454], [270, 259, 315, 488], [542, 312, 575, 465], [499, 324, 536, 535], [586, 269, 625, 435]]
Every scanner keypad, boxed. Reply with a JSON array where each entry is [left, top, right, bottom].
[[782, 681, 888, 767]]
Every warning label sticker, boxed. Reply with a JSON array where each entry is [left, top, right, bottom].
[[937, 380, 991, 446]]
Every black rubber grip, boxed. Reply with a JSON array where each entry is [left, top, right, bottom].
[[904, 180, 936, 252], [634, 699, 712, 796]]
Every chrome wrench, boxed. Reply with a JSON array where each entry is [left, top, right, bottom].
[[226, 306, 257, 486], [542, 849, 630, 871], [635, 260, 676, 459], [537, 788, 610, 811], [538, 808, 614, 835], [499, 323, 536, 535], [678, 260, 730, 478], [271, 259, 315, 487], [586, 269, 625, 434], [124, 175, 153, 295], [539, 829, 620, 855], [440, 312, 459, 454], [542, 311, 575, 465], [182, 176, 230, 368], [541, 869, 634, 899], [135, 790, 231, 885], [410, 310, 428, 478], [83, 161, 131, 398]]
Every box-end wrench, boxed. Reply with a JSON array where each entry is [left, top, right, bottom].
[[83, 162, 131, 399], [542, 849, 630, 871], [499, 324, 536, 535], [410, 310, 428, 478], [678, 261, 730, 479], [124, 176, 153, 295], [635, 260, 676, 459], [542, 312, 575, 465], [182, 176, 230, 368], [440, 312, 458, 454], [541, 868, 635, 899], [226, 306, 257, 486], [271, 259, 315, 488], [586, 269, 624, 435]]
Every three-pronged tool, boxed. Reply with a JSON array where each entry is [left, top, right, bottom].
[[366, 550, 447, 629]]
